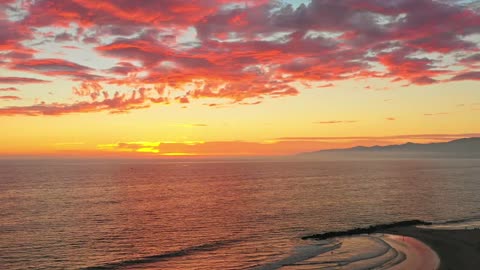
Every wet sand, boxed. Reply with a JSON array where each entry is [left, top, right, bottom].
[[382, 227, 480, 270]]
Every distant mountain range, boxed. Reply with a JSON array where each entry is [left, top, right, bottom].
[[298, 137, 480, 158]]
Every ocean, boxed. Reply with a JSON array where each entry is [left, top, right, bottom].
[[1, 159, 479, 269]]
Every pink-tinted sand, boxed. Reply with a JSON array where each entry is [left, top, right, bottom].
[[384, 234, 439, 270]]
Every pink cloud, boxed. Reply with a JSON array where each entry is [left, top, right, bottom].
[[72, 81, 104, 100], [0, 76, 50, 84], [10, 58, 96, 80], [318, 83, 334, 88], [0, 89, 167, 116], [0, 95, 21, 100], [0, 87, 18, 91], [450, 71, 480, 81], [0, 0, 479, 115]]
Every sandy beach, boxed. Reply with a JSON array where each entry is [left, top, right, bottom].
[[301, 220, 480, 269], [382, 226, 480, 270]]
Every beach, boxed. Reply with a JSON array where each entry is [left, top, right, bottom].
[[300, 219, 480, 269], [383, 226, 480, 270], [2, 159, 480, 269]]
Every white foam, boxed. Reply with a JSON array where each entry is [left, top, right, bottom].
[[261, 234, 439, 270], [417, 219, 480, 230]]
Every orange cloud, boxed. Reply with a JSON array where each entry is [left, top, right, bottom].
[[0, 89, 167, 116], [95, 140, 384, 156], [0, 95, 21, 100], [0, 0, 479, 115], [90, 133, 480, 157]]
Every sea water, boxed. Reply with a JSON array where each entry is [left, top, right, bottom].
[[0, 159, 479, 269]]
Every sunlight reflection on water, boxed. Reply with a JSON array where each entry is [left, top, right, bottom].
[[0, 159, 479, 269]]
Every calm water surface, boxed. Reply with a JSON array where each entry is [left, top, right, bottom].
[[0, 159, 479, 269]]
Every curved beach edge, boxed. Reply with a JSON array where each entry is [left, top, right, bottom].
[[381, 234, 440, 270], [302, 219, 480, 270], [383, 226, 480, 270]]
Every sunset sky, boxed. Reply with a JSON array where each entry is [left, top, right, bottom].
[[1, 0, 479, 157]]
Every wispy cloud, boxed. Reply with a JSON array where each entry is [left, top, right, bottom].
[[170, 123, 208, 127], [450, 71, 480, 81], [424, 112, 449, 116], [0, 87, 18, 92], [277, 133, 480, 141], [53, 142, 85, 146], [93, 133, 480, 156], [0, 89, 168, 116], [0, 77, 50, 84], [318, 83, 334, 88], [0, 95, 21, 101], [314, 120, 358, 124]]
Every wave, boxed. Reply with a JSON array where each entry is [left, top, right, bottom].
[[253, 235, 410, 270], [418, 217, 480, 230], [301, 220, 432, 240], [252, 240, 342, 270], [81, 239, 243, 270], [432, 215, 480, 224]]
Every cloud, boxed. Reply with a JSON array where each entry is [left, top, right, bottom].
[[0, 76, 50, 84], [72, 81, 103, 100], [460, 54, 480, 65], [410, 76, 438, 85], [171, 123, 208, 128], [22, 0, 263, 28], [53, 142, 85, 146], [450, 71, 480, 81], [0, 87, 18, 91], [0, 19, 31, 51], [62, 45, 80, 50], [377, 49, 444, 85], [318, 83, 334, 88], [0, 95, 21, 100], [276, 133, 480, 141], [314, 120, 357, 124], [386, 117, 396, 121], [104, 62, 141, 75], [0, 89, 169, 116], [1, 0, 480, 114], [94, 132, 480, 156], [424, 112, 449, 116], [95, 140, 368, 156], [10, 58, 96, 80]]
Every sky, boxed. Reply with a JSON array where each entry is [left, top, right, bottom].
[[0, 0, 479, 157]]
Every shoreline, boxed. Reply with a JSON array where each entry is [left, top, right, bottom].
[[301, 220, 432, 240], [303, 220, 480, 270], [382, 226, 480, 270]]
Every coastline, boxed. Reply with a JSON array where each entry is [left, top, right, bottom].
[[382, 226, 480, 270], [302, 220, 480, 270]]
